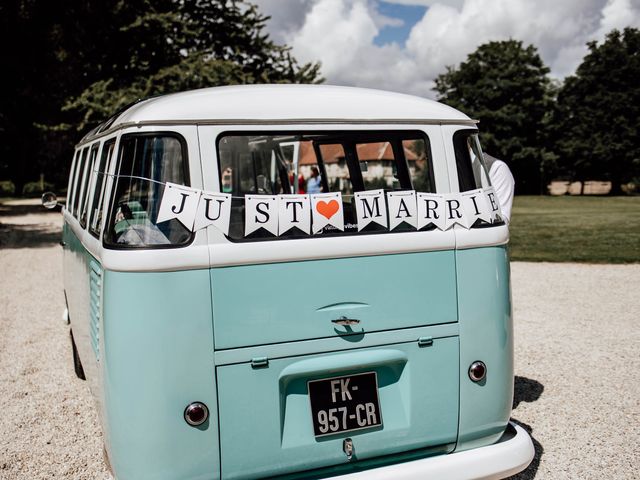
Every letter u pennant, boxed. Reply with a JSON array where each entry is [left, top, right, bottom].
[[193, 192, 232, 234]]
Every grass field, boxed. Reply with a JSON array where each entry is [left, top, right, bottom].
[[509, 196, 640, 263]]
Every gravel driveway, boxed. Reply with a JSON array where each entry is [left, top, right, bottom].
[[1, 199, 638, 479]]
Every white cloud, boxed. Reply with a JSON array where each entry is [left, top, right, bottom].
[[267, 0, 640, 97]]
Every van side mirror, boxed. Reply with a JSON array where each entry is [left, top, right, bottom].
[[41, 192, 59, 210]]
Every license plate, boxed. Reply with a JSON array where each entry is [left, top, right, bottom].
[[308, 372, 382, 437]]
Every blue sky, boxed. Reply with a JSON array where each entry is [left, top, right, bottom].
[[373, 1, 427, 47]]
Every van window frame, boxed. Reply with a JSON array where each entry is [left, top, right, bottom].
[[215, 129, 435, 242], [72, 147, 90, 219], [79, 143, 100, 228], [102, 131, 194, 250], [66, 150, 80, 212], [88, 138, 117, 239]]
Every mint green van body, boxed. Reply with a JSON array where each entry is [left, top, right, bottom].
[[60, 85, 533, 480]]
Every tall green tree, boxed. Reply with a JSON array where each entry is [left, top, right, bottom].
[[0, 0, 322, 194], [434, 40, 554, 194], [553, 28, 640, 194]]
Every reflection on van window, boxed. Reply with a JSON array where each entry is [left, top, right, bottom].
[[104, 134, 192, 248], [217, 131, 434, 240]]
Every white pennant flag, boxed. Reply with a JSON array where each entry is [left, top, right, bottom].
[[484, 186, 501, 222], [461, 188, 492, 225], [387, 190, 417, 230], [443, 193, 469, 229], [157, 182, 201, 230], [193, 192, 232, 234], [311, 192, 344, 234], [416, 193, 446, 231], [354, 189, 387, 231], [278, 194, 311, 235], [245, 195, 279, 236]]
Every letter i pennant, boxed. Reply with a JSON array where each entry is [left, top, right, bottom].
[[157, 182, 202, 230]]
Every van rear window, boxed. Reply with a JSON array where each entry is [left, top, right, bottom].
[[217, 131, 434, 240], [104, 133, 192, 248]]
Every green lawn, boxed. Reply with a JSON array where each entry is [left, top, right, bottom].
[[509, 196, 640, 263]]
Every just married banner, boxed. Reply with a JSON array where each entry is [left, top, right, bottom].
[[157, 182, 502, 237]]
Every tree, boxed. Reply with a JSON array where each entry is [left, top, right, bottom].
[[0, 0, 322, 193], [553, 28, 640, 194], [434, 40, 554, 194], [62, 0, 323, 131]]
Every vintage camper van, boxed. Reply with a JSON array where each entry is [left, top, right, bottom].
[[50, 85, 534, 479]]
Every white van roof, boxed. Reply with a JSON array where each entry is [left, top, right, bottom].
[[111, 84, 472, 126]]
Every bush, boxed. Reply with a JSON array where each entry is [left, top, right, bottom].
[[22, 181, 55, 196], [0, 180, 16, 196]]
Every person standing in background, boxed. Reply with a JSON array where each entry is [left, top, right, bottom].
[[306, 166, 322, 194]]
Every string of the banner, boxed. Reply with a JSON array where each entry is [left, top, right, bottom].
[[94, 170, 362, 200]]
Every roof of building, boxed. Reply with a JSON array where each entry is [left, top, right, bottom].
[[101, 84, 472, 131]]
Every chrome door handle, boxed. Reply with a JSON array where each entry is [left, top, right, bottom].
[[331, 316, 360, 326]]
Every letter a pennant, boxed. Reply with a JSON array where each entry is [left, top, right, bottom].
[[157, 182, 201, 230], [387, 191, 417, 230]]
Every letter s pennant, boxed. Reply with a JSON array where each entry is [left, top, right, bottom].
[[193, 192, 231, 234], [157, 182, 202, 230], [245, 194, 279, 236]]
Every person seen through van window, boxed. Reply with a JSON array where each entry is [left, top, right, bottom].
[[306, 166, 322, 194]]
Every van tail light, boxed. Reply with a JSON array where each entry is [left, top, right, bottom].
[[184, 402, 209, 426], [468, 361, 487, 382]]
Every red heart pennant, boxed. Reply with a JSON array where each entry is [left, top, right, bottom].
[[316, 199, 339, 219]]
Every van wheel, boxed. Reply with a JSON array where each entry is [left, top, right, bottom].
[[70, 329, 86, 380]]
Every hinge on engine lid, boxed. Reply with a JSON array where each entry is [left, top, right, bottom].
[[251, 357, 269, 369]]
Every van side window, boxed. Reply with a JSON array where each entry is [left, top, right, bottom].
[[453, 130, 491, 192], [89, 139, 116, 238], [217, 131, 434, 240], [79, 144, 100, 228], [104, 133, 192, 248], [66, 150, 80, 212], [72, 148, 90, 219]]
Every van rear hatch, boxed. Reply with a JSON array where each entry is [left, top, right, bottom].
[[211, 251, 459, 479], [210, 250, 457, 349]]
